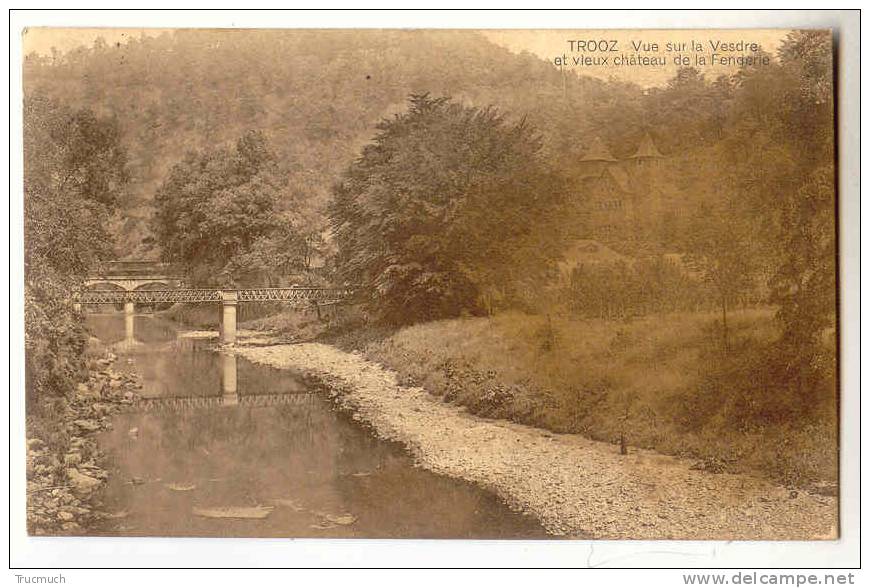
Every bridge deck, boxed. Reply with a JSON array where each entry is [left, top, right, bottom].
[[77, 287, 355, 305]]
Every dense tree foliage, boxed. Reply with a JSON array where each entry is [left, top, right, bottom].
[[560, 31, 835, 412], [330, 94, 570, 323], [24, 95, 127, 407], [710, 31, 835, 368], [151, 131, 308, 286]]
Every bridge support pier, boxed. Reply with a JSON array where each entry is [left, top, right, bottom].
[[124, 301, 136, 346], [220, 291, 238, 344]]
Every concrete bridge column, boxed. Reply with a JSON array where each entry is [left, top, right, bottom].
[[220, 291, 239, 344], [124, 301, 136, 346]]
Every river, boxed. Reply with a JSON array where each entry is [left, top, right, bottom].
[[85, 313, 546, 538]]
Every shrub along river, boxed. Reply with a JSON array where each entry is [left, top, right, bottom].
[[85, 313, 546, 538]]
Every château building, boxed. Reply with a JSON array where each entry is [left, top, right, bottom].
[[574, 131, 667, 245]]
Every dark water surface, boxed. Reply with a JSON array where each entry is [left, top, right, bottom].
[[86, 314, 546, 538]]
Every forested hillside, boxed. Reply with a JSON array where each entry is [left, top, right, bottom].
[[24, 30, 632, 258]]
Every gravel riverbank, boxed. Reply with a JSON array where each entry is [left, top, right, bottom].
[[234, 342, 837, 540]]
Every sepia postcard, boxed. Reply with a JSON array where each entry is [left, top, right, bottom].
[[21, 26, 839, 543]]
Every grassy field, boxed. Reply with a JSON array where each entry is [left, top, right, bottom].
[[357, 309, 837, 488]]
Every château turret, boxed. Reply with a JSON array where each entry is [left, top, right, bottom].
[[628, 131, 663, 164]]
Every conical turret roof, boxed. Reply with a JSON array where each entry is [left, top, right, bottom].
[[580, 137, 617, 162], [629, 132, 663, 159]]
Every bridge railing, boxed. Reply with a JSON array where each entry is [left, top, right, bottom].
[[238, 287, 356, 302], [78, 289, 222, 304]]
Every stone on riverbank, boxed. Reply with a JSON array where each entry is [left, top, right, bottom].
[[192, 505, 274, 519], [73, 419, 101, 432], [64, 452, 83, 466], [67, 468, 101, 492], [26, 350, 142, 535]]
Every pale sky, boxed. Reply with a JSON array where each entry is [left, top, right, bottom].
[[22, 27, 170, 56], [24, 27, 794, 87]]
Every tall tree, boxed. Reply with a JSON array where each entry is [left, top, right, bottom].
[[685, 196, 763, 352], [329, 94, 570, 324], [152, 131, 286, 285], [769, 31, 836, 353], [24, 95, 127, 404], [732, 31, 835, 354]]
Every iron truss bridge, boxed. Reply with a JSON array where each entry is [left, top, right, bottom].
[[76, 287, 356, 305]]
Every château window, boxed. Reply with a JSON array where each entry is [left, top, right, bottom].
[[597, 199, 623, 210]]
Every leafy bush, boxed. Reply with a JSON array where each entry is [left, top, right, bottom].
[[567, 256, 708, 319]]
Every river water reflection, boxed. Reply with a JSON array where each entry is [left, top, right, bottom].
[[86, 314, 546, 538]]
